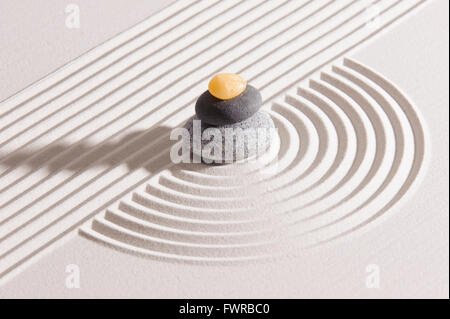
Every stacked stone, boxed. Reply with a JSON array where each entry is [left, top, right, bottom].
[[184, 73, 274, 163]]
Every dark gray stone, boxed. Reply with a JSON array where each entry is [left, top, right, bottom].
[[195, 85, 262, 126], [184, 111, 274, 164]]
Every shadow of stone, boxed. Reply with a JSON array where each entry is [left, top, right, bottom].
[[0, 125, 175, 174]]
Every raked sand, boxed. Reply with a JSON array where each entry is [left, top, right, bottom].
[[0, 0, 448, 297]]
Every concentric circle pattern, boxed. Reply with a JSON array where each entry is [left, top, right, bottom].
[[82, 58, 428, 263]]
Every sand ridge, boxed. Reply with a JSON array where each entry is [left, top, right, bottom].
[[0, 0, 428, 280], [80, 58, 428, 263]]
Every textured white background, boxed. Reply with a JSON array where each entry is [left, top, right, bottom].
[[0, 0, 448, 298]]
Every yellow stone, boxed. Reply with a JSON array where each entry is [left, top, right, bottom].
[[208, 73, 247, 100]]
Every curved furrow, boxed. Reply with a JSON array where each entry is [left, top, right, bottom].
[[79, 58, 427, 262], [0, 0, 426, 278], [103, 209, 274, 245]]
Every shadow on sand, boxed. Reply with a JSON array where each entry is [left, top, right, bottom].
[[0, 125, 176, 175]]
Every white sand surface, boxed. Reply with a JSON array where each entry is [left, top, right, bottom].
[[0, 0, 448, 298]]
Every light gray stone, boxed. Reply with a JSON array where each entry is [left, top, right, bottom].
[[184, 111, 274, 164]]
